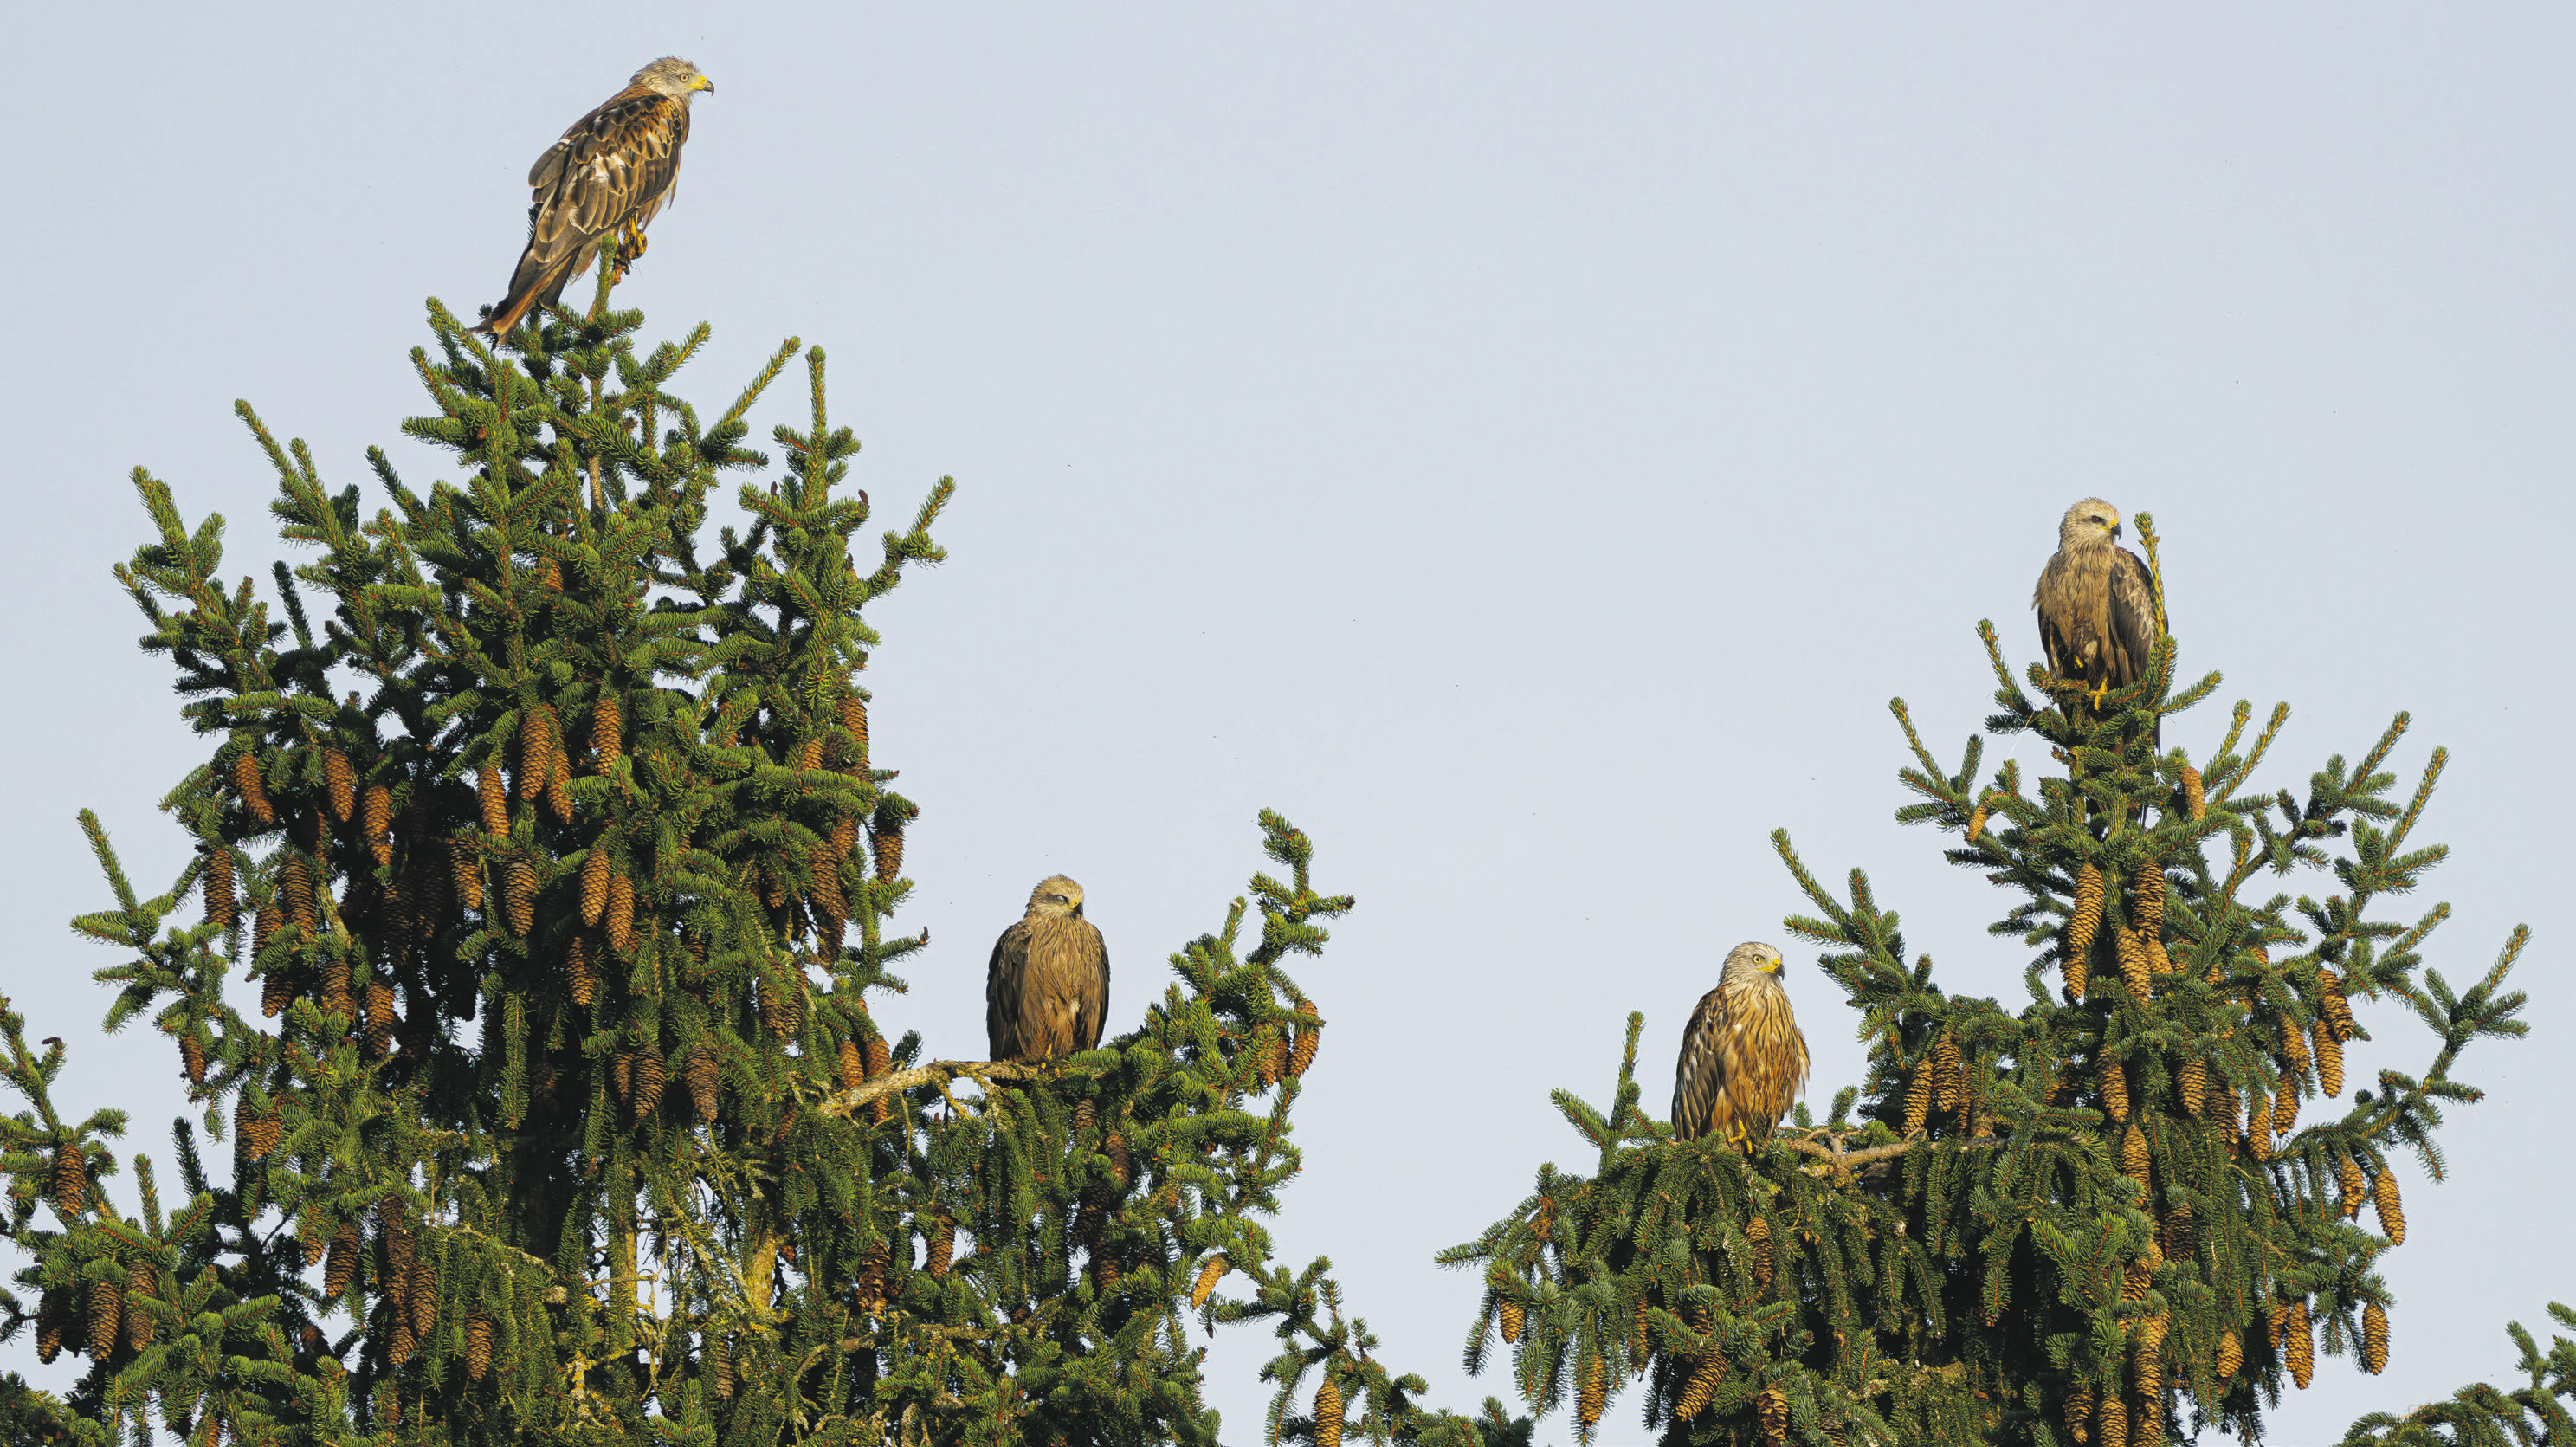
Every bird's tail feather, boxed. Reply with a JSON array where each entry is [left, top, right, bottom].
[[474, 255, 567, 338]]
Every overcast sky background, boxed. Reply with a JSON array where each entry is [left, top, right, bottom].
[[6, 6, 2571, 1444]]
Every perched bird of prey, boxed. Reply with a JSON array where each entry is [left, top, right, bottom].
[[475, 57, 714, 337], [2032, 497, 2162, 735], [1672, 942, 1810, 1146], [987, 876, 1111, 1062]]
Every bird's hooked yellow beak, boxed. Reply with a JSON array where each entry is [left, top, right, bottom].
[[1070, 899, 1085, 918], [691, 74, 715, 93], [1761, 957, 1783, 974]]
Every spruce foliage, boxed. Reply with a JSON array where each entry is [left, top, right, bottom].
[[0, 272, 1479, 1446], [1446, 517, 2566, 1445]]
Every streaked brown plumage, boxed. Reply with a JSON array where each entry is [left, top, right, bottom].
[[477, 58, 713, 338], [1672, 942, 1810, 1146], [2032, 498, 2161, 739], [986, 875, 1110, 1061]]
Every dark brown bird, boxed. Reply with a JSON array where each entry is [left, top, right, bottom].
[[986, 875, 1111, 1062], [476, 57, 713, 338], [2032, 497, 2162, 737], [1673, 942, 1810, 1147]]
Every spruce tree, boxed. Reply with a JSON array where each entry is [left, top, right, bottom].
[[1446, 516, 2573, 1445], [0, 270, 1484, 1447]]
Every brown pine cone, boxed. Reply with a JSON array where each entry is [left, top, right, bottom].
[[853, 1238, 891, 1314], [450, 837, 484, 911], [839, 695, 869, 766], [231, 741, 274, 824], [2121, 1120, 2151, 1184], [2132, 861, 2165, 933], [1758, 1385, 1791, 1446], [581, 846, 610, 925], [2181, 765, 2205, 820], [320, 957, 353, 1029], [612, 1051, 634, 1102], [249, 1107, 282, 1160], [234, 1091, 262, 1160], [2246, 1089, 2271, 1159], [517, 714, 552, 801], [1288, 1001, 1322, 1078], [203, 847, 236, 928], [2319, 967, 2359, 1037], [234, 750, 274, 826], [1903, 1054, 1933, 1134], [1746, 1216, 1775, 1295], [1631, 1295, 1652, 1371], [2282, 1021, 2312, 1075], [709, 1332, 734, 1399], [281, 856, 317, 937], [2115, 928, 2153, 1002], [1933, 1030, 1963, 1113], [836, 1037, 865, 1092], [322, 748, 355, 822], [479, 764, 509, 837], [567, 936, 597, 1007], [51, 1142, 86, 1217], [2374, 1171, 2405, 1244], [254, 898, 282, 969], [2131, 1316, 2164, 1399], [181, 1032, 205, 1086], [633, 1050, 668, 1115], [606, 871, 635, 953], [121, 1260, 157, 1351], [2098, 1392, 2128, 1447], [363, 785, 392, 866], [2315, 1024, 2344, 1097], [1578, 1351, 1607, 1427], [2176, 1059, 2205, 1117], [2215, 1329, 2242, 1379], [2285, 1301, 2315, 1389], [548, 748, 573, 824], [589, 694, 623, 768], [2069, 862, 2105, 963], [322, 1223, 360, 1297], [810, 843, 849, 925], [2063, 1385, 2095, 1444], [866, 1035, 894, 1124], [2272, 1071, 2299, 1137], [1497, 1297, 1523, 1345], [2100, 1056, 2128, 1122], [1675, 1350, 1726, 1420], [502, 858, 537, 936], [1314, 1375, 1343, 1447], [467, 1314, 495, 1381], [2121, 1255, 2151, 1304], [410, 1246, 435, 1339], [2338, 1156, 2369, 1218], [365, 981, 396, 1056], [871, 829, 904, 883], [36, 1291, 63, 1365], [88, 1276, 124, 1359], [687, 1047, 719, 1122], [926, 1217, 957, 1277], [2361, 1302, 2389, 1374]]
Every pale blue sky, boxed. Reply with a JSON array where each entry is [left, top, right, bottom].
[[6, 6, 2571, 1443]]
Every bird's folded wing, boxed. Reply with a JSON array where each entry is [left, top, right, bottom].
[[522, 86, 690, 276], [2108, 548, 2160, 680]]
